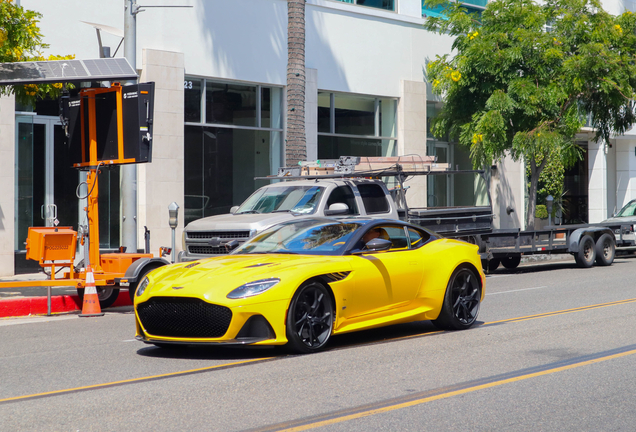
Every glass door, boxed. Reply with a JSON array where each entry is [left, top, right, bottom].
[[15, 115, 79, 252]]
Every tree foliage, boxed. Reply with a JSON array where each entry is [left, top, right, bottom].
[[424, 0, 636, 228], [0, 0, 74, 106]]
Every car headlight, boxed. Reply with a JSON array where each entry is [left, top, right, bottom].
[[227, 278, 280, 299], [136, 277, 150, 297]]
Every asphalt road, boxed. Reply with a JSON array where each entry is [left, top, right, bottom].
[[1, 256, 636, 431]]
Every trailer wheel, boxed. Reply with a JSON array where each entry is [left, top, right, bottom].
[[76, 286, 120, 309], [575, 235, 596, 268], [481, 258, 500, 272], [501, 255, 521, 269], [594, 233, 615, 266]]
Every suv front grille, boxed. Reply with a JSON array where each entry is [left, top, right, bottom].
[[187, 231, 251, 240], [137, 297, 232, 338], [188, 245, 238, 255]]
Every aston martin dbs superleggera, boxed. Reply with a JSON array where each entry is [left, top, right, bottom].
[[134, 218, 485, 353]]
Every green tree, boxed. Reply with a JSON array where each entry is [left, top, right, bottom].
[[424, 0, 636, 228], [0, 0, 73, 106]]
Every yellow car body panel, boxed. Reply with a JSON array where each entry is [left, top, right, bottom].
[[134, 236, 485, 347]]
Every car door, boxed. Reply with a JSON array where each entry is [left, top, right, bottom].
[[340, 225, 424, 320]]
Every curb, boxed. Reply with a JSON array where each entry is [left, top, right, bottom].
[[0, 291, 132, 318]]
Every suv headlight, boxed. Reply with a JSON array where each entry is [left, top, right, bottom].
[[227, 278, 280, 299], [136, 277, 150, 297]]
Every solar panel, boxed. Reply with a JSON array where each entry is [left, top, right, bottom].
[[0, 58, 137, 85]]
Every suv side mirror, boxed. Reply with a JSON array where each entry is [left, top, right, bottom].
[[230, 206, 239, 214], [324, 203, 349, 216]]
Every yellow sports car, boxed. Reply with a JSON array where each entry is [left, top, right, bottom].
[[134, 218, 485, 353]]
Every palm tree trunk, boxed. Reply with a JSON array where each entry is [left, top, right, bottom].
[[286, 0, 307, 166]]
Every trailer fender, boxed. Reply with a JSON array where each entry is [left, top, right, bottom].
[[568, 227, 615, 253], [116, 257, 171, 286]]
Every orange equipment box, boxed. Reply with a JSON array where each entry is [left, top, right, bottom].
[[100, 253, 153, 275], [25, 227, 77, 264]]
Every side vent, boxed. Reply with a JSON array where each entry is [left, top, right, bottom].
[[323, 271, 351, 282]]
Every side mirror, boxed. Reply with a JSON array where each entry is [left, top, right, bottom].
[[358, 238, 392, 253], [230, 206, 239, 214], [324, 203, 349, 216]]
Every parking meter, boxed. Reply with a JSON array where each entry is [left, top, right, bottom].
[[168, 202, 179, 262]]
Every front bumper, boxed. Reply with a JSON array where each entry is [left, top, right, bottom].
[[135, 297, 289, 346]]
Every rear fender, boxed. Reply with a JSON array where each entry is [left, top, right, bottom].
[[568, 227, 614, 253]]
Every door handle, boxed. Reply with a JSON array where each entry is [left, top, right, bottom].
[[41, 205, 45, 220]]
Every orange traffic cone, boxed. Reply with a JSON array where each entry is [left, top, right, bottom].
[[79, 266, 105, 317]]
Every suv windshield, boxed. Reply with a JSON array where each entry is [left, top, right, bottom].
[[235, 185, 324, 215], [616, 200, 636, 217], [233, 220, 361, 255]]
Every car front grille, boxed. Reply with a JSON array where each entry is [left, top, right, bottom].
[[187, 231, 251, 240], [137, 297, 232, 338]]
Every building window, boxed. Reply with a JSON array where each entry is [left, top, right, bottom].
[[318, 91, 397, 159], [184, 78, 284, 223], [422, 1, 486, 18], [335, 0, 395, 11]]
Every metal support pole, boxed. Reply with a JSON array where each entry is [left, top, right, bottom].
[[122, 0, 138, 254]]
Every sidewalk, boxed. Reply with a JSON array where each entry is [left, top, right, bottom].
[[0, 272, 132, 319]]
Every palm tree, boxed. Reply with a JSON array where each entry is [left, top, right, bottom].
[[286, 0, 307, 166]]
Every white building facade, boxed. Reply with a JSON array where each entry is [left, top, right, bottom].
[[0, 0, 634, 276]]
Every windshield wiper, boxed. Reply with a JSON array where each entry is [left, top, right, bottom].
[[236, 210, 260, 214]]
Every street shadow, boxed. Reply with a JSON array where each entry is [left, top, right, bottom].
[[135, 319, 474, 360]]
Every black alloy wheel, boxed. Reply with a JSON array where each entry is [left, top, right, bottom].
[[433, 267, 481, 330], [286, 282, 334, 354]]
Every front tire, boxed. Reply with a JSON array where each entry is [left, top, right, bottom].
[[433, 267, 481, 330], [595, 233, 615, 266], [286, 282, 334, 354], [574, 235, 596, 268]]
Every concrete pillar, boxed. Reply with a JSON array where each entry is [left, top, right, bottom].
[[399, 80, 427, 208], [588, 139, 609, 223], [139, 49, 185, 257], [0, 95, 15, 276]]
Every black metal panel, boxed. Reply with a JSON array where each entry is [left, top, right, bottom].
[[122, 82, 154, 163], [187, 231, 251, 240], [137, 297, 232, 338]]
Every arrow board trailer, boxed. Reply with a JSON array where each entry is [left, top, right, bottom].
[[0, 58, 169, 313]]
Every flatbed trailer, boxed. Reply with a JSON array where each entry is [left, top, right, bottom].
[[270, 156, 635, 271]]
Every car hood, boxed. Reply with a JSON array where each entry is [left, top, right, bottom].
[[140, 254, 350, 304], [600, 216, 636, 225], [184, 212, 302, 233]]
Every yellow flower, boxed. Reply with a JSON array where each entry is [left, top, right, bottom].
[[472, 133, 483, 144], [432, 79, 440, 88], [0, 29, 6, 46], [468, 31, 479, 40], [615, 24, 623, 34], [451, 70, 461, 82]]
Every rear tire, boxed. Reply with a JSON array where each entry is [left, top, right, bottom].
[[594, 233, 615, 266], [574, 235, 596, 268], [481, 258, 500, 272], [501, 255, 521, 269], [76, 286, 120, 309], [433, 267, 481, 330]]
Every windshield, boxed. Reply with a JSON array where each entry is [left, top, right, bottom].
[[233, 220, 361, 256], [235, 185, 324, 215], [616, 200, 636, 217]]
